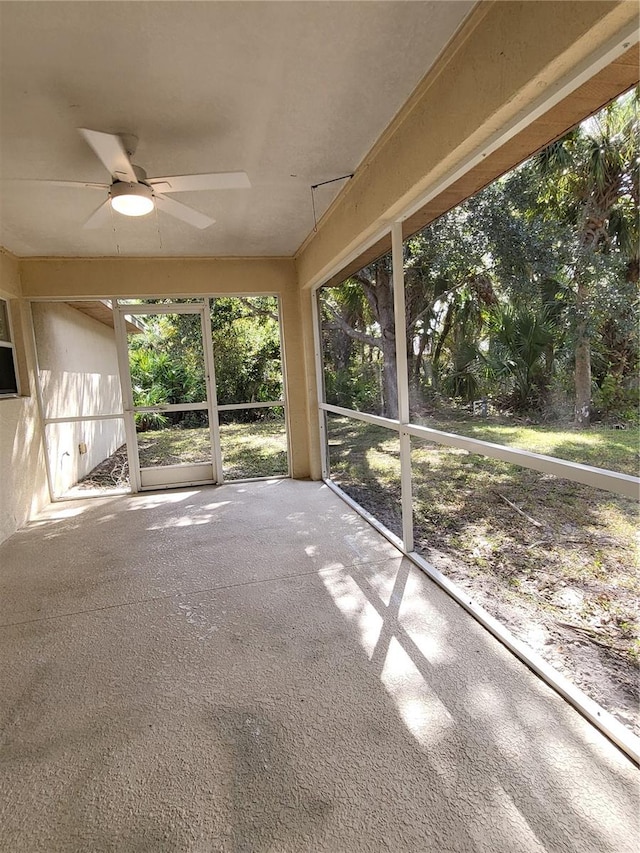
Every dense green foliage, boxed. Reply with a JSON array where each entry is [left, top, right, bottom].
[[320, 90, 639, 426], [128, 297, 283, 430], [211, 297, 283, 407]]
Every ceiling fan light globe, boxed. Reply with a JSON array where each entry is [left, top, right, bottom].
[[109, 181, 154, 217], [111, 195, 154, 216]]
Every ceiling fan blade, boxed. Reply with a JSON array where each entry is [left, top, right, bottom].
[[148, 171, 250, 193], [3, 179, 109, 190], [83, 200, 112, 230], [78, 128, 137, 183], [154, 194, 215, 229]]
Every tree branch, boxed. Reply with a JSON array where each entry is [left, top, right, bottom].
[[242, 303, 280, 324], [408, 280, 467, 330], [324, 302, 381, 348]]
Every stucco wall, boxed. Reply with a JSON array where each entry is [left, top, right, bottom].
[[20, 258, 312, 479], [31, 302, 125, 496], [0, 250, 49, 544]]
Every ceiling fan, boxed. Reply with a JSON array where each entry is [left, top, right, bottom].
[[19, 128, 250, 230]]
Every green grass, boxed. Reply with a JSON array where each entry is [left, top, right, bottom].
[[219, 420, 288, 479], [137, 418, 288, 479], [138, 426, 212, 466], [419, 417, 639, 476]]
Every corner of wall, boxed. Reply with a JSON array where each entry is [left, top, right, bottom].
[[290, 257, 322, 481], [0, 247, 22, 298], [0, 247, 50, 544]]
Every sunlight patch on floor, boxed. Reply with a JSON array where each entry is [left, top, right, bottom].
[[147, 514, 215, 529], [363, 563, 402, 607], [381, 637, 454, 745], [398, 574, 452, 666], [126, 491, 201, 510], [34, 505, 88, 521], [319, 567, 383, 658], [200, 500, 232, 512]]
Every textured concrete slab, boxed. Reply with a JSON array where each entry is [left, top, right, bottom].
[[0, 481, 637, 852], [0, 481, 397, 625]]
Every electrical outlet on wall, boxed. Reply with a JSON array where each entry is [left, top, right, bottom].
[[78, 442, 87, 455]]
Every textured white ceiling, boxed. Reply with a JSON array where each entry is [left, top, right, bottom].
[[0, 1, 475, 257]]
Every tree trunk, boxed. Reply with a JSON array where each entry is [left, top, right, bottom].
[[574, 278, 591, 427], [333, 330, 352, 370], [360, 263, 398, 419], [376, 284, 399, 419], [380, 330, 398, 419], [432, 301, 455, 390], [573, 215, 602, 429]]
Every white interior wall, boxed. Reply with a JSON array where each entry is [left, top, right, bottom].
[[44, 419, 125, 497], [31, 302, 125, 496]]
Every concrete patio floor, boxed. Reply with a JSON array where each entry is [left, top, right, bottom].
[[0, 479, 637, 852]]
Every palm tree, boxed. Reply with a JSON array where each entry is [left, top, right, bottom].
[[486, 304, 554, 412], [537, 88, 639, 427], [321, 275, 391, 414]]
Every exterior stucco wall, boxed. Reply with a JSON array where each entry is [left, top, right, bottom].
[[31, 302, 125, 496], [0, 250, 49, 543]]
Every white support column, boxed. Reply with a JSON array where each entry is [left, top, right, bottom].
[[311, 287, 329, 480], [276, 296, 292, 478], [391, 221, 413, 552], [113, 304, 141, 493], [202, 300, 225, 484]]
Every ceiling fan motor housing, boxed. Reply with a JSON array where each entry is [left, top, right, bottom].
[[109, 179, 154, 216]]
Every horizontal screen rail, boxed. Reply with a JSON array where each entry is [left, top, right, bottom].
[[44, 413, 125, 424], [217, 400, 285, 411], [130, 402, 208, 413], [405, 422, 639, 500], [320, 405, 639, 500], [118, 304, 203, 315], [320, 403, 400, 431]]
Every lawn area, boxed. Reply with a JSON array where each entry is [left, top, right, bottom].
[[137, 426, 212, 466], [137, 418, 288, 479], [418, 416, 639, 476], [218, 418, 288, 479], [326, 414, 639, 736]]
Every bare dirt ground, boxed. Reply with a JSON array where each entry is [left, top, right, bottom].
[[76, 445, 130, 490]]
